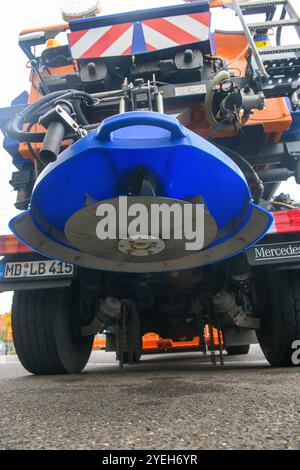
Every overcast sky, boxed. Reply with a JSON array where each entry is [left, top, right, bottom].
[[0, 0, 299, 314]]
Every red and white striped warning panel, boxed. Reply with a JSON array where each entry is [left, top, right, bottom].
[[68, 12, 211, 59], [69, 22, 134, 59], [142, 13, 210, 53]]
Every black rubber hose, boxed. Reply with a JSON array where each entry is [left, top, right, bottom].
[[40, 121, 66, 164], [7, 90, 72, 142], [217, 145, 264, 203], [73, 99, 90, 126], [294, 159, 300, 185], [6, 90, 94, 143], [252, 168, 295, 183]]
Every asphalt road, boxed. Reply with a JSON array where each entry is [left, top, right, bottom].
[[0, 346, 299, 450]]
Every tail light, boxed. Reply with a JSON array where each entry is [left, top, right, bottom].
[[0, 235, 32, 255]]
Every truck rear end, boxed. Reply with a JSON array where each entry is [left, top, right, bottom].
[[0, 0, 300, 373]]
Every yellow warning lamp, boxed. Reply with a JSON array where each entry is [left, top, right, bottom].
[[46, 38, 60, 48]]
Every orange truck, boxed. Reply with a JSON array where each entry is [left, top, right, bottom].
[[0, 0, 300, 374]]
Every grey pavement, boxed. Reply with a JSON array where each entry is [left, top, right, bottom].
[[0, 346, 299, 450]]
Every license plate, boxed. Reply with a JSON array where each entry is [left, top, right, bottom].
[[247, 240, 300, 266], [0, 260, 74, 279]]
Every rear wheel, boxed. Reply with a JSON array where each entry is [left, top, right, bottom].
[[257, 270, 300, 367], [123, 350, 142, 364], [12, 288, 94, 375], [226, 344, 250, 356], [116, 300, 142, 365]]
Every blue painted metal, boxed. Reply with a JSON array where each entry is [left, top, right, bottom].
[[69, 1, 210, 31], [3, 91, 30, 170], [131, 21, 147, 56], [283, 101, 300, 142], [9, 111, 273, 269], [68, 2, 212, 58]]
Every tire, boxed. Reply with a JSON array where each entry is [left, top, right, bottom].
[[123, 351, 142, 364], [226, 344, 250, 356], [106, 330, 141, 362], [257, 270, 300, 367], [116, 301, 142, 365], [12, 288, 94, 375], [124, 306, 142, 364]]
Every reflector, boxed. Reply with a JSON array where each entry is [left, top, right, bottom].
[[10, 111, 273, 273], [61, 0, 101, 21]]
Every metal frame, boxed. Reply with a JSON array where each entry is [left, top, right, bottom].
[[232, 0, 268, 78]]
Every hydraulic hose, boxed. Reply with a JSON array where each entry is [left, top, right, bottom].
[[73, 99, 90, 126], [6, 90, 94, 143], [217, 145, 264, 204], [295, 158, 300, 185], [40, 121, 66, 164], [204, 71, 249, 133]]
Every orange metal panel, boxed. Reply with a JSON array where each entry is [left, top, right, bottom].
[[247, 98, 292, 142], [215, 31, 249, 75], [142, 333, 160, 350], [189, 31, 292, 142], [20, 23, 68, 36], [209, 0, 233, 7], [93, 335, 106, 350], [161, 337, 201, 350]]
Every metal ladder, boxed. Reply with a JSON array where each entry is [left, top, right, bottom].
[[231, 0, 300, 84]]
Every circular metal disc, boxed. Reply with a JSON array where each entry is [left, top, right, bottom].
[[11, 206, 272, 273], [64, 197, 218, 265], [118, 236, 166, 257]]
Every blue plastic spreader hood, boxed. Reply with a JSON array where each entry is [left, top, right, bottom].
[[10, 111, 273, 273]]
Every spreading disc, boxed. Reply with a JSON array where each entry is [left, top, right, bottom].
[[64, 197, 218, 265], [11, 206, 271, 273]]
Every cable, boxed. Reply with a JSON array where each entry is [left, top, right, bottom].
[[29, 59, 50, 95], [73, 99, 90, 126], [207, 118, 228, 140], [25, 123, 46, 169], [6, 90, 71, 142], [217, 145, 264, 204], [213, 45, 249, 77], [271, 200, 297, 210], [227, 68, 242, 77], [6, 90, 94, 143]]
